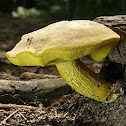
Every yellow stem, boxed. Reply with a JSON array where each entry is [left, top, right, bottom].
[[56, 59, 117, 102]]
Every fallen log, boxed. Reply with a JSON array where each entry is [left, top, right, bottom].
[[0, 78, 66, 95]]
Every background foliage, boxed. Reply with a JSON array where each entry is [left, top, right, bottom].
[[0, 0, 126, 19]]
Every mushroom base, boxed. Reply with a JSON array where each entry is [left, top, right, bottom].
[[56, 59, 118, 102]]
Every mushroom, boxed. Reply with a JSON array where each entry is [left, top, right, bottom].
[[6, 20, 120, 102]]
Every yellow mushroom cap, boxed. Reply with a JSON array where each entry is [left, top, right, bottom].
[[6, 20, 120, 66]]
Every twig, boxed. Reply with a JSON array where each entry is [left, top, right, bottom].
[[58, 111, 69, 122], [0, 104, 38, 110], [19, 111, 27, 121], [73, 104, 86, 124], [54, 107, 58, 117], [1, 109, 18, 125]]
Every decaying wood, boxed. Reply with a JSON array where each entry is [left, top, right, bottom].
[[0, 77, 66, 95], [94, 15, 126, 83], [20, 72, 60, 80]]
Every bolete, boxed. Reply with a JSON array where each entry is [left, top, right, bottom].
[[6, 20, 120, 102]]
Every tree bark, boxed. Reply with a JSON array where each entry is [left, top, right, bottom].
[[94, 15, 126, 84]]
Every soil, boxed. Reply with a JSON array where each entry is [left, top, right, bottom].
[[0, 14, 126, 126]]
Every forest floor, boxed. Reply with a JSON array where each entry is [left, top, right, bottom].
[[0, 14, 126, 126]]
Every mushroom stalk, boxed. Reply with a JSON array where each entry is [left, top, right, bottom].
[[56, 59, 117, 102]]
